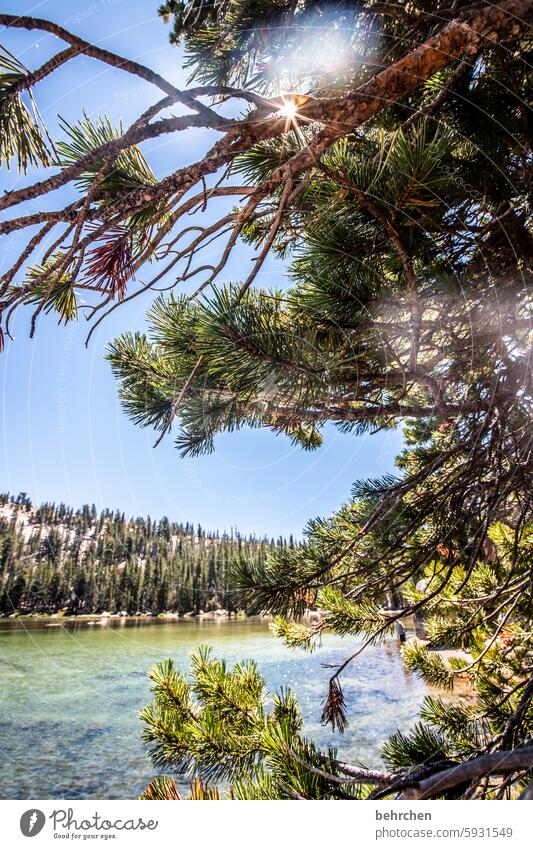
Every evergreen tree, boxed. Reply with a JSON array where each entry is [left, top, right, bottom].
[[139, 625, 533, 799], [0, 494, 276, 616], [0, 3, 529, 340], [0, 0, 531, 799], [111, 1, 533, 798]]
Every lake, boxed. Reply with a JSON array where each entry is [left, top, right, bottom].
[[0, 618, 428, 799]]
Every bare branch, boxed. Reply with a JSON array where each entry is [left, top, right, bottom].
[[405, 748, 533, 799]]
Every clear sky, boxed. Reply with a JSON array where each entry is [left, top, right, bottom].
[[0, 0, 403, 538]]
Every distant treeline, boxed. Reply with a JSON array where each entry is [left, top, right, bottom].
[[0, 492, 291, 616]]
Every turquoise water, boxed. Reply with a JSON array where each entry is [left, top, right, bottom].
[[0, 618, 427, 799]]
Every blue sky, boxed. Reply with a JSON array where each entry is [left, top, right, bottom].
[[0, 0, 402, 537]]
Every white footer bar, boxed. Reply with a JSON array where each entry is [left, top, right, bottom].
[[1, 799, 530, 848]]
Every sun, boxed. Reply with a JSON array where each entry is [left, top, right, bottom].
[[277, 99, 298, 120]]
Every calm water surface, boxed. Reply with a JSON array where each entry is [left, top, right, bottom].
[[0, 618, 427, 798]]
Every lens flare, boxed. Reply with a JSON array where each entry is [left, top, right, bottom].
[[277, 99, 298, 120]]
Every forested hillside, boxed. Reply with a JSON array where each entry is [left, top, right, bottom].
[[0, 493, 285, 616]]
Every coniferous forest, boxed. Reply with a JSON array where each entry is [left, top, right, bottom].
[[0, 493, 281, 616], [0, 0, 532, 804]]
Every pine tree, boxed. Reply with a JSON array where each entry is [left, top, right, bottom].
[[0, 494, 276, 616], [0, 3, 530, 341], [1, 0, 531, 799], [138, 621, 533, 799], [112, 1, 533, 798]]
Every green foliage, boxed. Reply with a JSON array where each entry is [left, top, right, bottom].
[[0, 492, 280, 616], [139, 639, 533, 799], [0, 47, 51, 172], [419, 696, 487, 752], [270, 616, 319, 651], [158, 0, 361, 90], [139, 775, 182, 799], [2, 0, 527, 800], [22, 256, 79, 325], [318, 587, 392, 640], [401, 643, 454, 691], [57, 112, 156, 195], [117, 77, 532, 782], [111, 102, 531, 470], [140, 774, 224, 799], [381, 722, 449, 769], [140, 648, 368, 799], [56, 113, 166, 238]]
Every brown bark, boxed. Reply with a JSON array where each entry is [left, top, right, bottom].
[[0, 13, 216, 117], [0, 1, 530, 338], [1, 0, 530, 219], [405, 747, 533, 799]]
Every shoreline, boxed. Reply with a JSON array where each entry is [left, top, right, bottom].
[[0, 610, 264, 626]]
